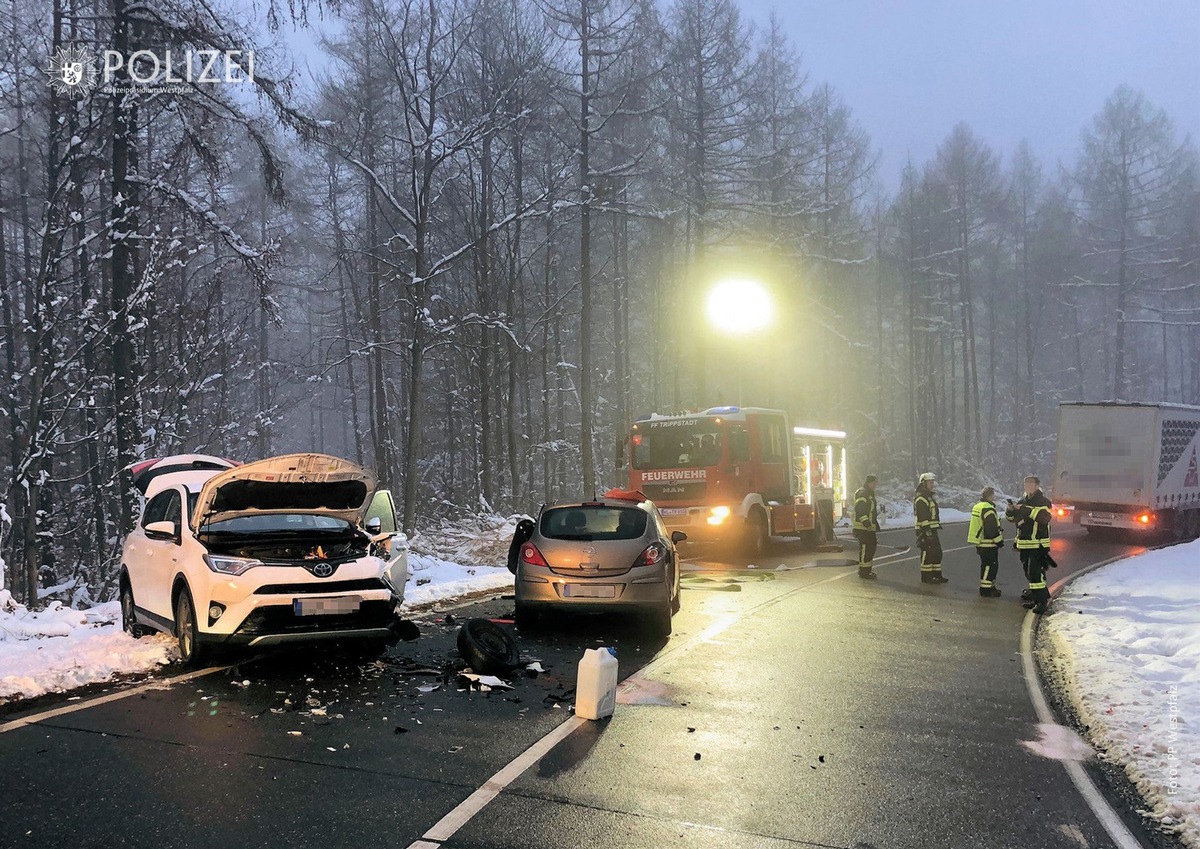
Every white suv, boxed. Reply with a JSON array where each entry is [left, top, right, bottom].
[[119, 453, 409, 665]]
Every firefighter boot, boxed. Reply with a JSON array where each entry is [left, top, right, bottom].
[[858, 567, 877, 580], [979, 586, 1002, 598], [928, 570, 949, 584]]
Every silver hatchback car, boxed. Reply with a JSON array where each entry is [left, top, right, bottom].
[[509, 496, 685, 636]]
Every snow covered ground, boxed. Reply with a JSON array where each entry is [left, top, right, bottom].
[[1041, 540, 1200, 847], [402, 552, 513, 607], [403, 512, 519, 607], [0, 594, 176, 702], [0, 518, 519, 704]]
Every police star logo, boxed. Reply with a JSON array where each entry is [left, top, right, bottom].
[[45, 45, 97, 96]]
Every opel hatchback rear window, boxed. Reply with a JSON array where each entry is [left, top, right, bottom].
[[540, 506, 647, 541]]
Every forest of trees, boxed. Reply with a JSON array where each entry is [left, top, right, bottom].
[[1, 0, 1197, 605]]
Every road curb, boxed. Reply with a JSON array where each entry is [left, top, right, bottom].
[[1025, 544, 1176, 849]]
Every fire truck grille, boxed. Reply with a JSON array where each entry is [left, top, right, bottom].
[[643, 483, 705, 501]]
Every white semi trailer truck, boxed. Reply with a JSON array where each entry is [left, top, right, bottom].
[[1053, 402, 1200, 541]]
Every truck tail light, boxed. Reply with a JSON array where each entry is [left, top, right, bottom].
[[520, 544, 549, 567], [635, 543, 667, 567], [1138, 513, 1152, 525]]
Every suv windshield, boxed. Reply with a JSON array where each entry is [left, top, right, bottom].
[[632, 421, 723, 469], [540, 506, 647, 541], [203, 514, 353, 534]]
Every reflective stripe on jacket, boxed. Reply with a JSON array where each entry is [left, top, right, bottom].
[[914, 490, 941, 533], [967, 501, 1003, 547], [853, 487, 879, 532], [1006, 491, 1052, 549]]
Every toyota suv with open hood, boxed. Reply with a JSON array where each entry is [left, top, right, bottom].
[[118, 453, 409, 664]]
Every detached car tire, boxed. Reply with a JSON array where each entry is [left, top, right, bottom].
[[174, 587, 209, 667], [457, 618, 519, 674]]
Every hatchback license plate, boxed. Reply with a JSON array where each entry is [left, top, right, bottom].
[[294, 596, 362, 616], [659, 508, 687, 517], [563, 584, 616, 599]]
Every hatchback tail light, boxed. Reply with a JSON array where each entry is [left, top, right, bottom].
[[520, 543, 549, 567], [635, 542, 667, 567]]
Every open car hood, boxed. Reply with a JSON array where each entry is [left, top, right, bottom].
[[192, 453, 378, 530]]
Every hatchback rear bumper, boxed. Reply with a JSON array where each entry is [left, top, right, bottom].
[[515, 564, 669, 608]]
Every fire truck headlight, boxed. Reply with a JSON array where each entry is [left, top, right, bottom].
[[707, 506, 731, 526]]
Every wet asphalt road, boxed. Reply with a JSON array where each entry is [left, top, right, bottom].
[[0, 525, 1152, 849]]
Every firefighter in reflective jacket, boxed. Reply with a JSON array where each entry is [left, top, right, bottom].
[[968, 487, 1004, 598], [853, 475, 880, 580], [1006, 475, 1053, 613], [914, 473, 949, 584]]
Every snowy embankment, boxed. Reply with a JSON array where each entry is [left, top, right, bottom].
[[0, 516, 521, 704], [402, 512, 521, 607], [0, 594, 176, 702], [1041, 540, 1200, 847]]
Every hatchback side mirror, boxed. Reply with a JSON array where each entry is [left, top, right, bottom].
[[365, 516, 382, 535], [671, 531, 688, 544], [145, 520, 178, 541]]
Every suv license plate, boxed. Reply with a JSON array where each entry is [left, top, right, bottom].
[[563, 584, 616, 599], [659, 508, 687, 517], [294, 596, 362, 616]]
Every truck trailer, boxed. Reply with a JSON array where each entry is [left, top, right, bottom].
[[1053, 401, 1200, 541]]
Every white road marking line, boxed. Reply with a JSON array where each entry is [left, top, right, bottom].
[[418, 715, 587, 844], [1020, 593, 1145, 849], [0, 665, 229, 735]]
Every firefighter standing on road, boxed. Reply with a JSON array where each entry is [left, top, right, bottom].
[[853, 475, 880, 580], [1006, 475, 1053, 614], [968, 487, 1004, 597], [914, 473, 949, 584]]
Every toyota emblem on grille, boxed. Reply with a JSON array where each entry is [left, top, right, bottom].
[[312, 562, 334, 578]]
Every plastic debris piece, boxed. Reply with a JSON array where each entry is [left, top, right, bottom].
[[459, 673, 513, 691]]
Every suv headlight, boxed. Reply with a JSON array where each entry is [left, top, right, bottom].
[[203, 554, 263, 576]]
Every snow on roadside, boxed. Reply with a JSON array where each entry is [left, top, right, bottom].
[[401, 512, 520, 607], [1041, 540, 1200, 847], [403, 552, 513, 608], [0, 595, 175, 703]]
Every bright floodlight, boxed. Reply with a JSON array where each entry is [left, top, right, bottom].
[[706, 279, 772, 334]]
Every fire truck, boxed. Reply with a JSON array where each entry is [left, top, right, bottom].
[[623, 406, 848, 555]]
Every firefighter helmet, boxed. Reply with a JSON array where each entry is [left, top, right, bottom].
[[918, 472, 937, 484]]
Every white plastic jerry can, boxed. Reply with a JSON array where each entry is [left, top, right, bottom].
[[575, 647, 618, 720]]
